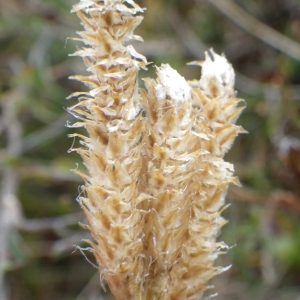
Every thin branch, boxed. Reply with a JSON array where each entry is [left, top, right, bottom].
[[28, 26, 58, 67], [228, 185, 266, 204], [22, 112, 71, 152], [132, 38, 185, 58], [0, 89, 23, 300], [16, 164, 82, 182], [166, 7, 300, 100], [51, 231, 91, 256], [18, 212, 85, 233], [208, 0, 300, 61], [228, 185, 300, 216], [166, 9, 207, 59], [0, 113, 72, 166]]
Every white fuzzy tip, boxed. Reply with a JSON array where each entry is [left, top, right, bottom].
[[155, 64, 191, 103], [200, 49, 235, 97]]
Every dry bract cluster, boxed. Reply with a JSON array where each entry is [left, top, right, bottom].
[[68, 0, 245, 299]]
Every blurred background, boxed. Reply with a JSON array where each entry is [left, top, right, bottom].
[[0, 0, 300, 299]]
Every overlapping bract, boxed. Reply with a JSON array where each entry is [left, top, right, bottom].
[[68, 1, 245, 299]]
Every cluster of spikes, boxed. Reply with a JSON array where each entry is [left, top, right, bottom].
[[68, 0, 246, 299]]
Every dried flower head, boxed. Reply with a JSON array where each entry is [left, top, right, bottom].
[[138, 53, 245, 299], [68, 1, 245, 299], [68, 1, 147, 299]]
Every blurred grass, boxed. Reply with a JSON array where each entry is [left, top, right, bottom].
[[1, 0, 300, 299]]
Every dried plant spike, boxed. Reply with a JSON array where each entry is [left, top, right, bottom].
[[68, 1, 148, 299], [69, 0, 245, 298], [191, 49, 247, 156], [139, 58, 244, 299]]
